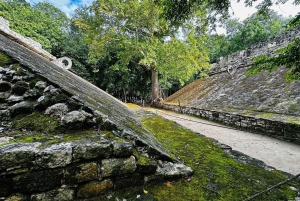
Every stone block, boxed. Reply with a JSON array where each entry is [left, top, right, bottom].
[[113, 142, 133, 158], [31, 187, 75, 201], [77, 179, 113, 198], [101, 156, 136, 177], [73, 142, 112, 161], [64, 162, 98, 184], [13, 169, 63, 193], [0, 143, 40, 171], [35, 143, 72, 168]]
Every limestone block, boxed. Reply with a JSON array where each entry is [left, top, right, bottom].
[[7, 95, 24, 103], [156, 162, 193, 179], [34, 81, 47, 90], [13, 169, 63, 193], [101, 156, 136, 177], [45, 103, 69, 117], [0, 143, 40, 171], [35, 143, 73, 169], [77, 179, 113, 198], [113, 142, 133, 158], [64, 162, 98, 184], [9, 101, 33, 117], [31, 187, 75, 201], [72, 142, 112, 161]]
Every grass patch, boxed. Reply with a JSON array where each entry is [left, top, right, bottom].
[[100, 115, 299, 201]]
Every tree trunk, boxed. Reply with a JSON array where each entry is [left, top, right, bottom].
[[151, 69, 159, 103], [123, 87, 127, 103]]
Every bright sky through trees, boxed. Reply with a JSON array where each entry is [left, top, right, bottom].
[[26, 0, 299, 20]]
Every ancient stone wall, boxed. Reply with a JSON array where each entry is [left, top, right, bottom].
[[154, 103, 300, 145], [209, 26, 300, 75], [0, 19, 193, 200]]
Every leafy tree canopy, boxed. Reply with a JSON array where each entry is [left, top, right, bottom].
[[0, 0, 66, 53], [76, 0, 210, 101]]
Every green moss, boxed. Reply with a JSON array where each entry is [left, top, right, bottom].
[[101, 115, 300, 201], [12, 112, 60, 133], [133, 149, 155, 165], [289, 104, 298, 111], [287, 118, 300, 125], [0, 51, 14, 66], [12, 135, 46, 143], [260, 113, 275, 118]]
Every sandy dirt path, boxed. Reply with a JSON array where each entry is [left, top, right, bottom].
[[145, 108, 300, 175]]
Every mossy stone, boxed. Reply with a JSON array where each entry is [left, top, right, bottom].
[[0, 51, 14, 66]]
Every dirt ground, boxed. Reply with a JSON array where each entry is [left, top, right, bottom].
[[145, 108, 300, 175]]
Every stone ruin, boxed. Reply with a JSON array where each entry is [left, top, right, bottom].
[[0, 17, 192, 200], [162, 26, 300, 145], [209, 25, 300, 75]]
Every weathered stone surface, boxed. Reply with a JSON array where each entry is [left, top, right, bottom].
[[6, 95, 24, 103], [61, 111, 86, 127], [0, 143, 40, 171], [9, 101, 33, 117], [34, 95, 51, 109], [0, 81, 11, 92], [11, 81, 29, 96], [23, 89, 40, 100], [156, 162, 193, 178], [43, 85, 60, 96], [35, 81, 47, 90], [77, 179, 113, 198], [101, 156, 136, 177], [73, 142, 112, 161], [113, 142, 133, 157], [45, 103, 68, 117], [114, 173, 144, 190], [31, 187, 75, 201], [64, 162, 98, 184], [0, 33, 173, 160], [13, 169, 63, 193], [35, 143, 72, 168]]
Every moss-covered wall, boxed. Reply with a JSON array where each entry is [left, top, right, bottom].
[[154, 103, 300, 145]]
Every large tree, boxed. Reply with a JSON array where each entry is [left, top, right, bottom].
[[76, 0, 210, 102]]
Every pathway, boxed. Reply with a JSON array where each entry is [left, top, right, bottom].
[[145, 107, 300, 175]]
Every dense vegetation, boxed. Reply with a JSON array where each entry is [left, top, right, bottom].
[[0, 0, 298, 102]]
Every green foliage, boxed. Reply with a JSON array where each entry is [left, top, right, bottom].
[[0, 0, 66, 53], [206, 10, 290, 63], [247, 38, 300, 81], [76, 0, 210, 100]]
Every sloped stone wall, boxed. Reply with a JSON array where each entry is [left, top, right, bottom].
[[165, 26, 300, 117], [0, 28, 193, 200]]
